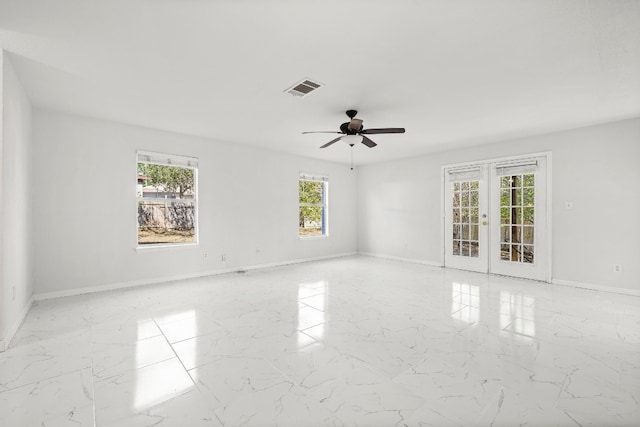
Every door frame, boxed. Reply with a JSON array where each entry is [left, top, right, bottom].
[[440, 152, 553, 282]]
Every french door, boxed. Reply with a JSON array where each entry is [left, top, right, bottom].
[[444, 155, 549, 281], [444, 165, 489, 273]]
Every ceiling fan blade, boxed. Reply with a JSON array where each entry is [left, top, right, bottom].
[[361, 136, 377, 148], [320, 136, 343, 148], [302, 131, 342, 134], [360, 128, 405, 135]]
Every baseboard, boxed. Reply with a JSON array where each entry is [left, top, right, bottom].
[[552, 279, 640, 297], [34, 252, 358, 301], [358, 251, 443, 268], [1, 294, 35, 352]]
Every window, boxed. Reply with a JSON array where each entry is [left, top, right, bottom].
[[137, 151, 198, 246], [299, 173, 328, 237]]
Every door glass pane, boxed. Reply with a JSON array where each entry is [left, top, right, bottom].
[[461, 191, 469, 207], [470, 208, 479, 223], [523, 245, 534, 263], [523, 226, 534, 244], [499, 173, 535, 265], [500, 244, 510, 261], [451, 180, 480, 258]]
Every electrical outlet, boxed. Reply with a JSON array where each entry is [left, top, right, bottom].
[[565, 201, 574, 210], [613, 264, 622, 273], [204, 252, 208, 259], [221, 253, 227, 263]]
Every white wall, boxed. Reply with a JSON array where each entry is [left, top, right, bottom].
[[358, 118, 640, 292], [32, 110, 357, 296], [1, 51, 34, 348]]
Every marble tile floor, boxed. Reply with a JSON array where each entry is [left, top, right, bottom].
[[1, 255, 639, 426]]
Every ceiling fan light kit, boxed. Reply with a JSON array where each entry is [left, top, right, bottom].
[[302, 110, 405, 149]]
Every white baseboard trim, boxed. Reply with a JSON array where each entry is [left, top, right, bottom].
[[551, 279, 640, 297], [358, 252, 443, 268], [34, 252, 358, 301], [1, 295, 35, 352]]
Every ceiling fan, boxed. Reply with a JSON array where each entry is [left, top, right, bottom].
[[303, 110, 405, 148]]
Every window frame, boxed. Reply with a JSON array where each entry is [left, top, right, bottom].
[[298, 172, 329, 239], [136, 150, 199, 249]]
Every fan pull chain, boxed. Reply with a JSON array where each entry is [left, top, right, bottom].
[[350, 146, 354, 170]]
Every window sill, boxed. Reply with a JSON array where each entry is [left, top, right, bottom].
[[136, 242, 199, 252], [299, 235, 328, 240]]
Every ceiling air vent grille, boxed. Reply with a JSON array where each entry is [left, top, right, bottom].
[[285, 79, 322, 97]]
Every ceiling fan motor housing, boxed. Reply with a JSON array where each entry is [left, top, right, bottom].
[[340, 122, 362, 134]]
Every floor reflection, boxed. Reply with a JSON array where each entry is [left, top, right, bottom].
[[297, 281, 328, 350], [500, 291, 536, 340], [451, 282, 480, 324], [134, 316, 194, 410]]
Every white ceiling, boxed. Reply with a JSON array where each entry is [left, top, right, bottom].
[[1, 0, 639, 165]]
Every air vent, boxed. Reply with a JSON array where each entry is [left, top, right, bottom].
[[285, 79, 323, 97]]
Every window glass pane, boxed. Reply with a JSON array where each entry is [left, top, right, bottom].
[[453, 208, 461, 223], [138, 200, 196, 244], [299, 180, 323, 204], [461, 181, 469, 190], [512, 175, 522, 187], [453, 182, 460, 191], [523, 174, 534, 186], [137, 160, 197, 246], [470, 181, 479, 190], [501, 176, 510, 188], [299, 206, 323, 236], [461, 208, 469, 222], [299, 178, 327, 237]]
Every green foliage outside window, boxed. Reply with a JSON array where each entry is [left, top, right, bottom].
[[299, 180, 325, 236]]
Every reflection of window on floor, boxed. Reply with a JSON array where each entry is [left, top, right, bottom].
[[134, 315, 194, 410], [297, 281, 328, 350], [451, 282, 480, 324], [500, 291, 536, 340]]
